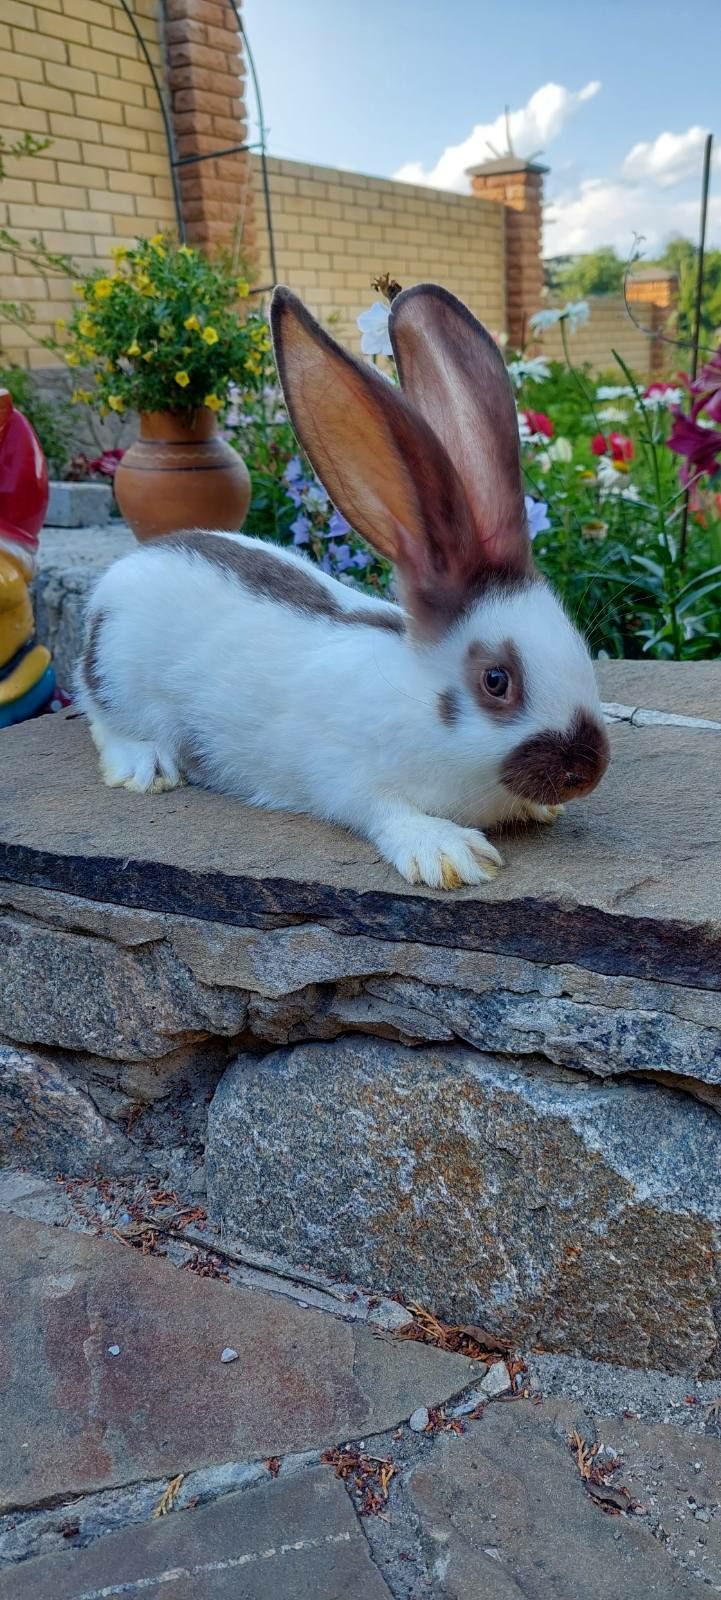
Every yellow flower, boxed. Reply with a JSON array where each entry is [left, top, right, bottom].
[[110, 244, 128, 263], [108, 394, 125, 412], [142, 349, 154, 362], [134, 272, 152, 295], [204, 392, 222, 411], [54, 317, 66, 331], [184, 314, 200, 332], [174, 370, 190, 388], [70, 388, 92, 404], [105, 360, 114, 373], [65, 352, 80, 367], [150, 232, 165, 247], [72, 282, 85, 296], [93, 278, 114, 300], [78, 314, 95, 338], [127, 341, 141, 357], [178, 245, 194, 258], [201, 326, 219, 345], [236, 279, 250, 298]]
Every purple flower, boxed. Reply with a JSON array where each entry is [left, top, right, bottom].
[[328, 508, 351, 539], [328, 541, 353, 571], [284, 456, 304, 485], [305, 483, 329, 512], [290, 514, 311, 545], [667, 412, 721, 482], [524, 495, 551, 541], [351, 549, 371, 570]]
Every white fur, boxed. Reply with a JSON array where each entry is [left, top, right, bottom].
[[76, 531, 603, 889]]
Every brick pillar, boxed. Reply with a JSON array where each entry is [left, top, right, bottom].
[[626, 270, 679, 377], [466, 157, 547, 349], [164, 0, 256, 261]]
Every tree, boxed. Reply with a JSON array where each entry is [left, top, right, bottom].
[[553, 247, 626, 298]]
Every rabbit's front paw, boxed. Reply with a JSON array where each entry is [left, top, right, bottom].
[[383, 815, 503, 889], [518, 802, 565, 825]]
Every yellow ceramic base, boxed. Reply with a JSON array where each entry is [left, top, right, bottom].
[[0, 642, 51, 707]]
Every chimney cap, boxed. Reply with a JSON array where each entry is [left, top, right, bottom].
[[466, 155, 549, 178]]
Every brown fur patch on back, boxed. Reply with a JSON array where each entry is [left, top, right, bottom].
[[169, 532, 405, 633]]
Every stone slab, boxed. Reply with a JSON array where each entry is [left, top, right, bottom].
[[1, 666, 720, 991], [207, 1038, 721, 1374], [0, 1468, 393, 1599], [0, 1214, 472, 1511], [44, 484, 114, 528], [34, 523, 133, 690], [409, 1399, 714, 1597]]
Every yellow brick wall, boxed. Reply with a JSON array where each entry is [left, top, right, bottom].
[[251, 155, 507, 349], [537, 295, 656, 379], [0, 0, 176, 369]]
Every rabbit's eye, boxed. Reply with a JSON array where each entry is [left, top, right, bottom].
[[483, 666, 510, 698]]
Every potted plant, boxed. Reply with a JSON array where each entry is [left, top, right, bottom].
[[56, 236, 269, 542]]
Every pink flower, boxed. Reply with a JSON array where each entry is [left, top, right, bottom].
[[690, 350, 721, 424], [591, 432, 607, 456], [523, 409, 554, 438], [667, 412, 721, 482], [87, 448, 124, 479]]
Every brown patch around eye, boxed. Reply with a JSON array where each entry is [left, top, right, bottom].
[[464, 638, 525, 719]]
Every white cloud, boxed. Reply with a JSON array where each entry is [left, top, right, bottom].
[[622, 126, 712, 188], [545, 178, 721, 256], [393, 81, 600, 192]]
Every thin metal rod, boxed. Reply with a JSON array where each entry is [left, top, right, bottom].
[[118, 0, 186, 241], [680, 132, 713, 566], [227, 0, 279, 287], [174, 142, 258, 169]]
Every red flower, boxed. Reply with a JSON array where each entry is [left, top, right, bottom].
[[87, 448, 124, 478], [608, 432, 633, 463], [667, 411, 721, 482], [523, 409, 554, 438], [591, 433, 607, 455]]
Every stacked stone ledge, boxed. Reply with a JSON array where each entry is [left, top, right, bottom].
[[1, 663, 720, 1376]]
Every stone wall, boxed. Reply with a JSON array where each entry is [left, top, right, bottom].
[[251, 154, 507, 350], [1, 664, 721, 1377]]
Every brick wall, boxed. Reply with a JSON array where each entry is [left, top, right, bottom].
[[251, 155, 507, 349], [0, 0, 176, 369], [536, 295, 659, 379]]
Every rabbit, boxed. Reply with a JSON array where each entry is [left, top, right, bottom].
[[76, 282, 610, 891]]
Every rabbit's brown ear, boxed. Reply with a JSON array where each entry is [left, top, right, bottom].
[[389, 284, 530, 576], [270, 288, 481, 628]]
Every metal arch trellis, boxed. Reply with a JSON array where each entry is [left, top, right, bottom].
[[115, 0, 279, 292]]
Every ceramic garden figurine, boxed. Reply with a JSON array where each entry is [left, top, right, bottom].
[[0, 388, 60, 727]]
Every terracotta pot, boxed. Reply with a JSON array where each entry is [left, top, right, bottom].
[[114, 408, 251, 543]]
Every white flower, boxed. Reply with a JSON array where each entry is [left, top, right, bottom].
[[529, 307, 563, 333], [597, 406, 631, 423], [639, 386, 684, 411], [564, 300, 589, 331], [507, 355, 551, 388], [357, 301, 393, 357], [596, 385, 635, 400], [596, 456, 640, 501], [529, 301, 589, 336], [536, 435, 573, 474]]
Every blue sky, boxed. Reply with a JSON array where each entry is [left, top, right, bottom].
[[243, 0, 720, 257]]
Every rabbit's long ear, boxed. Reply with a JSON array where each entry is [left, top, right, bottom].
[[270, 288, 482, 629], [389, 284, 530, 576]]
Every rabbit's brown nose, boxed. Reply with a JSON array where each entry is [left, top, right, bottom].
[[500, 710, 610, 806]]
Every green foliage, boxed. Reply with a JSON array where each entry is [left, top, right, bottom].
[[0, 365, 70, 475], [517, 354, 721, 659], [552, 246, 626, 299], [52, 236, 265, 419], [652, 235, 721, 349]]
